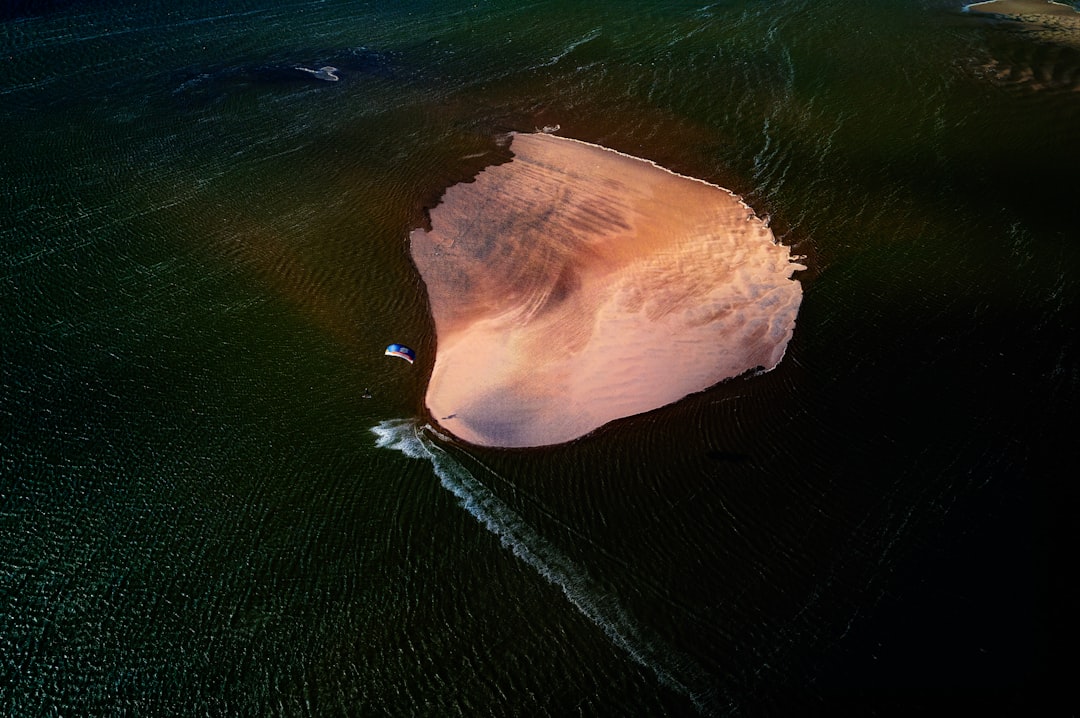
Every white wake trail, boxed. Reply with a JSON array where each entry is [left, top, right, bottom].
[[372, 419, 719, 715]]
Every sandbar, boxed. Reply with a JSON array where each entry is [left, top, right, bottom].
[[410, 133, 804, 448]]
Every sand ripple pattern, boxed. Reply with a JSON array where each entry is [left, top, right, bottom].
[[411, 133, 804, 448]]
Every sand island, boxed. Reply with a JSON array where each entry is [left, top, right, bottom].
[[410, 132, 804, 448]]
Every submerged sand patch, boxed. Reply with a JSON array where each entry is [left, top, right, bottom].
[[410, 132, 804, 448], [965, 0, 1080, 90]]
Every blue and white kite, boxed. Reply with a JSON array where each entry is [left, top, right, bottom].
[[384, 344, 416, 364]]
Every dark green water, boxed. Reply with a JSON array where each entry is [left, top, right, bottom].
[[2, 0, 1075, 715]]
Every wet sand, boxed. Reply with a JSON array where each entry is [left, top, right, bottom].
[[410, 132, 804, 448]]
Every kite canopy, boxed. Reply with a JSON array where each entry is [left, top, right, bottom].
[[385, 344, 416, 363]]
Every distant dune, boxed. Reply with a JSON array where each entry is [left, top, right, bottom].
[[410, 133, 804, 448]]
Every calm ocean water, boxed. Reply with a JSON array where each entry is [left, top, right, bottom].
[[2, 0, 1075, 715]]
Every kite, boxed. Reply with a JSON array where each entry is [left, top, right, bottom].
[[384, 344, 416, 364]]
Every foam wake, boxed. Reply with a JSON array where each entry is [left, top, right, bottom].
[[371, 419, 718, 715]]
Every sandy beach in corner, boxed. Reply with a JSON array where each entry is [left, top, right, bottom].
[[409, 133, 804, 448], [965, 0, 1080, 19]]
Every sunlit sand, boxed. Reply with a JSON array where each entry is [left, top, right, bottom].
[[410, 133, 804, 448]]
